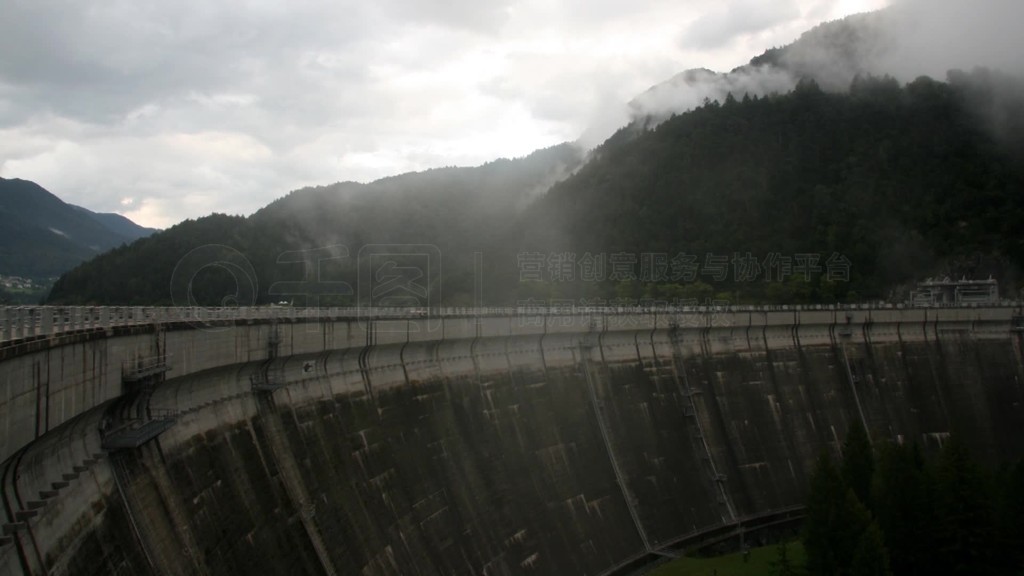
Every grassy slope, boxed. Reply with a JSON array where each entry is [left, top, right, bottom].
[[648, 541, 805, 576]]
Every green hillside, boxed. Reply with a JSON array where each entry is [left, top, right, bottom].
[[504, 70, 1024, 305], [46, 71, 1024, 306]]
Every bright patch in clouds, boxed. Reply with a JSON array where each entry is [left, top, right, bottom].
[[830, 0, 889, 17], [6, 0, 986, 230]]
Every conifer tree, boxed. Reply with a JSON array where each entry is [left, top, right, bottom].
[[849, 522, 892, 576], [803, 452, 871, 576], [842, 421, 874, 508]]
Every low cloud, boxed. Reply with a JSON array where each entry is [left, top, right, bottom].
[[629, 66, 797, 120], [624, 0, 1024, 129], [681, 0, 802, 49]]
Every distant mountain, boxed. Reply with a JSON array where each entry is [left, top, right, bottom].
[[70, 205, 156, 242], [0, 177, 156, 280]]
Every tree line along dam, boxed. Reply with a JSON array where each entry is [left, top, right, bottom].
[[1, 304, 1023, 575]]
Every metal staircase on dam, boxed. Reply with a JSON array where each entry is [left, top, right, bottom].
[[2, 449, 105, 549], [101, 417, 177, 450], [100, 355, 177, 451], [121, 358, 171, 383]]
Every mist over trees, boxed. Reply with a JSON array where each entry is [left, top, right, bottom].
[[46, 71, 1024, 306], [46, 145, 585, 305], [505, 69, 1024, 306]]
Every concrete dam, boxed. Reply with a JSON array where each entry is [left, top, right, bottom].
[[1, 305, 1023, 575]]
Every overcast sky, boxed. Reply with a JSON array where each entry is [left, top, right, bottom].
[[0, 0, 890, 228]]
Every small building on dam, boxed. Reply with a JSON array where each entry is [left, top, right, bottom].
[[1, 304, 1023, 575]]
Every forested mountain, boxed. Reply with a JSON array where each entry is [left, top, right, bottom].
[[46, 144, 584, 305], [0, 177, 156, 280], [42, 5, 1024, 307], [501, 70, 1024, 305], [73, 207, 154, 242], [45, 70, 1024, 307], [628, 11, 891, 123], [746, 10, 893, 89]]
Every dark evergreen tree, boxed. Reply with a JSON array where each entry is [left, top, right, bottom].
[[842, 420, 875, 508], [849, 521, 892, 576], [933, 435, 996, 575], [872, 442, 936, 575], [771, 540, 802, 576], [803, 453, 871, 576], [992, 459, 1024, 574]]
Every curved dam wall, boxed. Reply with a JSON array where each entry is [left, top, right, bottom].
[[2, 307, 1024, 575]]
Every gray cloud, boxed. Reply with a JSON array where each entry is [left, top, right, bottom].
[[681, 0, 802, 49], [882, 0, 1024, 78], [0, 1, 378, 126], [777, 0, 1024, 89], [628, 66, 797, 120], [0, 0, 899, 228], [376, 0, 514, 33]]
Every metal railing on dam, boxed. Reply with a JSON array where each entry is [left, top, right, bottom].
[[3, 301, 1022, 345]]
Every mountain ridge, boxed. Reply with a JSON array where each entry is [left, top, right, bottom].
[[41, 9, 1024, 306], [0, 177, 157, 281], [46, 143, 585, 305]]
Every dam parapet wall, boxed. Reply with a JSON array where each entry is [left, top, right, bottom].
[[2, 304, 1020, 467]]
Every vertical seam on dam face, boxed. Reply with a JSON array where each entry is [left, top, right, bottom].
[[762, 339, 806, 490], [33, 361, 42, 441], [150, 442, 208, 575], [538, 321, 548, 372], [3, 447, 34, 575], [669, 327, 737, 524], [794, 339, 832, 454], [359, 320, 376, 405], [579, 338, 652, 553], [840, 347, 870, 440], [704, 350, 746, 516], [926, 327, 953, 432], [109, 451, 158, 574], [256, 394, 339, 576], [917, 314, 948, 427], [14, 447, 47, 575]]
